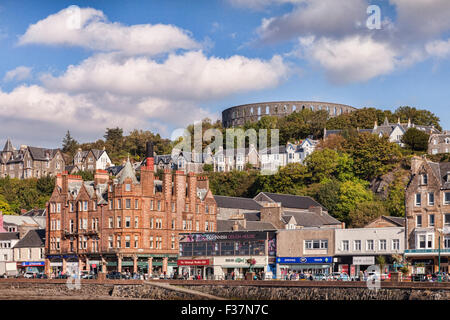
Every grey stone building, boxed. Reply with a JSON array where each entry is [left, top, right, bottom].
[[428, 131, 450, 155], [0, 139, 65, 179]]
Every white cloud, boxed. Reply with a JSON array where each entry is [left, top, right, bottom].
[[298, 35, 398, 84], [41, 51, 289, 101], [425, 39, 450, 59], [3, 66, 32, 82], [18, 6, 200, 56], [257, 0, 368, 43], [390, 0, 450, 37], [0, 6, 292, 145]]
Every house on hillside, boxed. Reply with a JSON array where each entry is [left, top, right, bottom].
[[0, 139, 65, 179], [73, 148, 113, 171]]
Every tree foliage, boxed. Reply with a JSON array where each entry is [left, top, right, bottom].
[[401, 128, 430, 151]]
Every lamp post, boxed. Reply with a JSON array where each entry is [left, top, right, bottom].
[[437, 228, 443, 282]]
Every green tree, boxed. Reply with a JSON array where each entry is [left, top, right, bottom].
[[203, 164, 213, 172], [312, 179, 341, 214], [62, 130, 79, 156], [0, 195, 15, 215], [305, 149, 354, 183], [334, 180, 374, 225], [104, 127, 124, 154], [344, 132, 402, 181], [394, 106, 442, 131], [401, 128, 430, 151], [348, 201, 388, 228]]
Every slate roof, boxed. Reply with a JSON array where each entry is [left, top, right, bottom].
[[214, 195, 262, 211], [107, 165, 123, 176], [439, 162, 450, 189], [28, 146, 60, 161], [0, 232, 20, 241], [216, 220, 276, 232], [255, 192, 327, 211], [379, 216, 405, 227], [2, 139, 14, 152], [13, 229, 45, 248], [282, 210, 341, 227], [2, 215, 41, 227], [21, 209, 46, 217], [116, 159, 138, 184]]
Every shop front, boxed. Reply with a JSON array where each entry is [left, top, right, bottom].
[[179, 230, 276, 280], [335, 256, 377, 277], [177, 259, 212, 279], [17, 261, 45, 275], [276, 256, 333, 279], [405, 249, 450, 274], [213, 256, 269, 280]]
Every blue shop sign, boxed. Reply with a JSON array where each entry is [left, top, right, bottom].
[[276, 257, 333, 264], [21, 261, 45, 267]]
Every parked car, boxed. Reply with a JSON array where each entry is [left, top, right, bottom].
[[23, 272, 37, 279], [36, 273, 48, 279], [80, 271, 96, 279], [55, 274, 70, 279], [313, 273, 328, 281], [106, 271, 123, 279]]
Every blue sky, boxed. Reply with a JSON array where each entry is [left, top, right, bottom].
[[0, 0, 449, 148]]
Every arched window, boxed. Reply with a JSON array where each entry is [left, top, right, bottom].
[[258, 107, 261, 115], [251, 107, 254, 115], [292, 105, 296, 111], [266, 106, 270, 114]]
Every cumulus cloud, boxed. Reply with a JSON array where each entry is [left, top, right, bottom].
[[257, 0, 368, 43], [18, 6, 200, 56], [3, 66, 32, 82], [390, 0, 450, 38], [297, 35, 398, 84], [41, 51, 289, 101], [0, 6, 292, 145], [425, 39, 450, 58]]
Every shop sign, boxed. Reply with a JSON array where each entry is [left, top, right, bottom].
[[353, 256, 375, 265], [50, 262, 62, 267], [416, 267, 425, 274], [177, 259, 210, 266], [179, 231, 268, 243], [276, 256, 332, 264], [21, 261, 45, 267]]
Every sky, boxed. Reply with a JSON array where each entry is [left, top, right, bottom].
[[0, 0, 449, 148]]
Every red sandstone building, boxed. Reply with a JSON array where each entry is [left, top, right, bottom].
[[45, 143, 217, 277]]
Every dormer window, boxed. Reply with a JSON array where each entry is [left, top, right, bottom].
[[125, 184, 131, 192], [421, 174, 428, 185]]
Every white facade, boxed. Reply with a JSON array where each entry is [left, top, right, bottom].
[[0, 237, 19, 276], [261, 139, 318, 173], [334, 227, 405, 256]]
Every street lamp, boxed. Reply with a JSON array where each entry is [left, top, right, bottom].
[[437, 228, 443, 282]]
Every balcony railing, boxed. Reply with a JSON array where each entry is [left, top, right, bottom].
[[405, 249, 450, 254]]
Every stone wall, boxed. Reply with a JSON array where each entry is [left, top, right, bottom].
[[0, 279, 449, 300]]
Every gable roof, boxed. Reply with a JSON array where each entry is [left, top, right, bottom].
[[2, 139, 14, 152], [28, 146, 60, 161], [21, 209, 46, 217], [13, 229, 46, 248], [214, 195, 262, 211], [0, 232, 20, 241], [379, 216, 405, 227], [282, 210, 341, 227], [255, 192, 327, 211], [116, 159, 138, 184]]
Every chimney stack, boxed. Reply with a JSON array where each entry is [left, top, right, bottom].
[[0, 211, 5, 232], [141, 141, 155, 196], [94, 169, 109, 185]]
